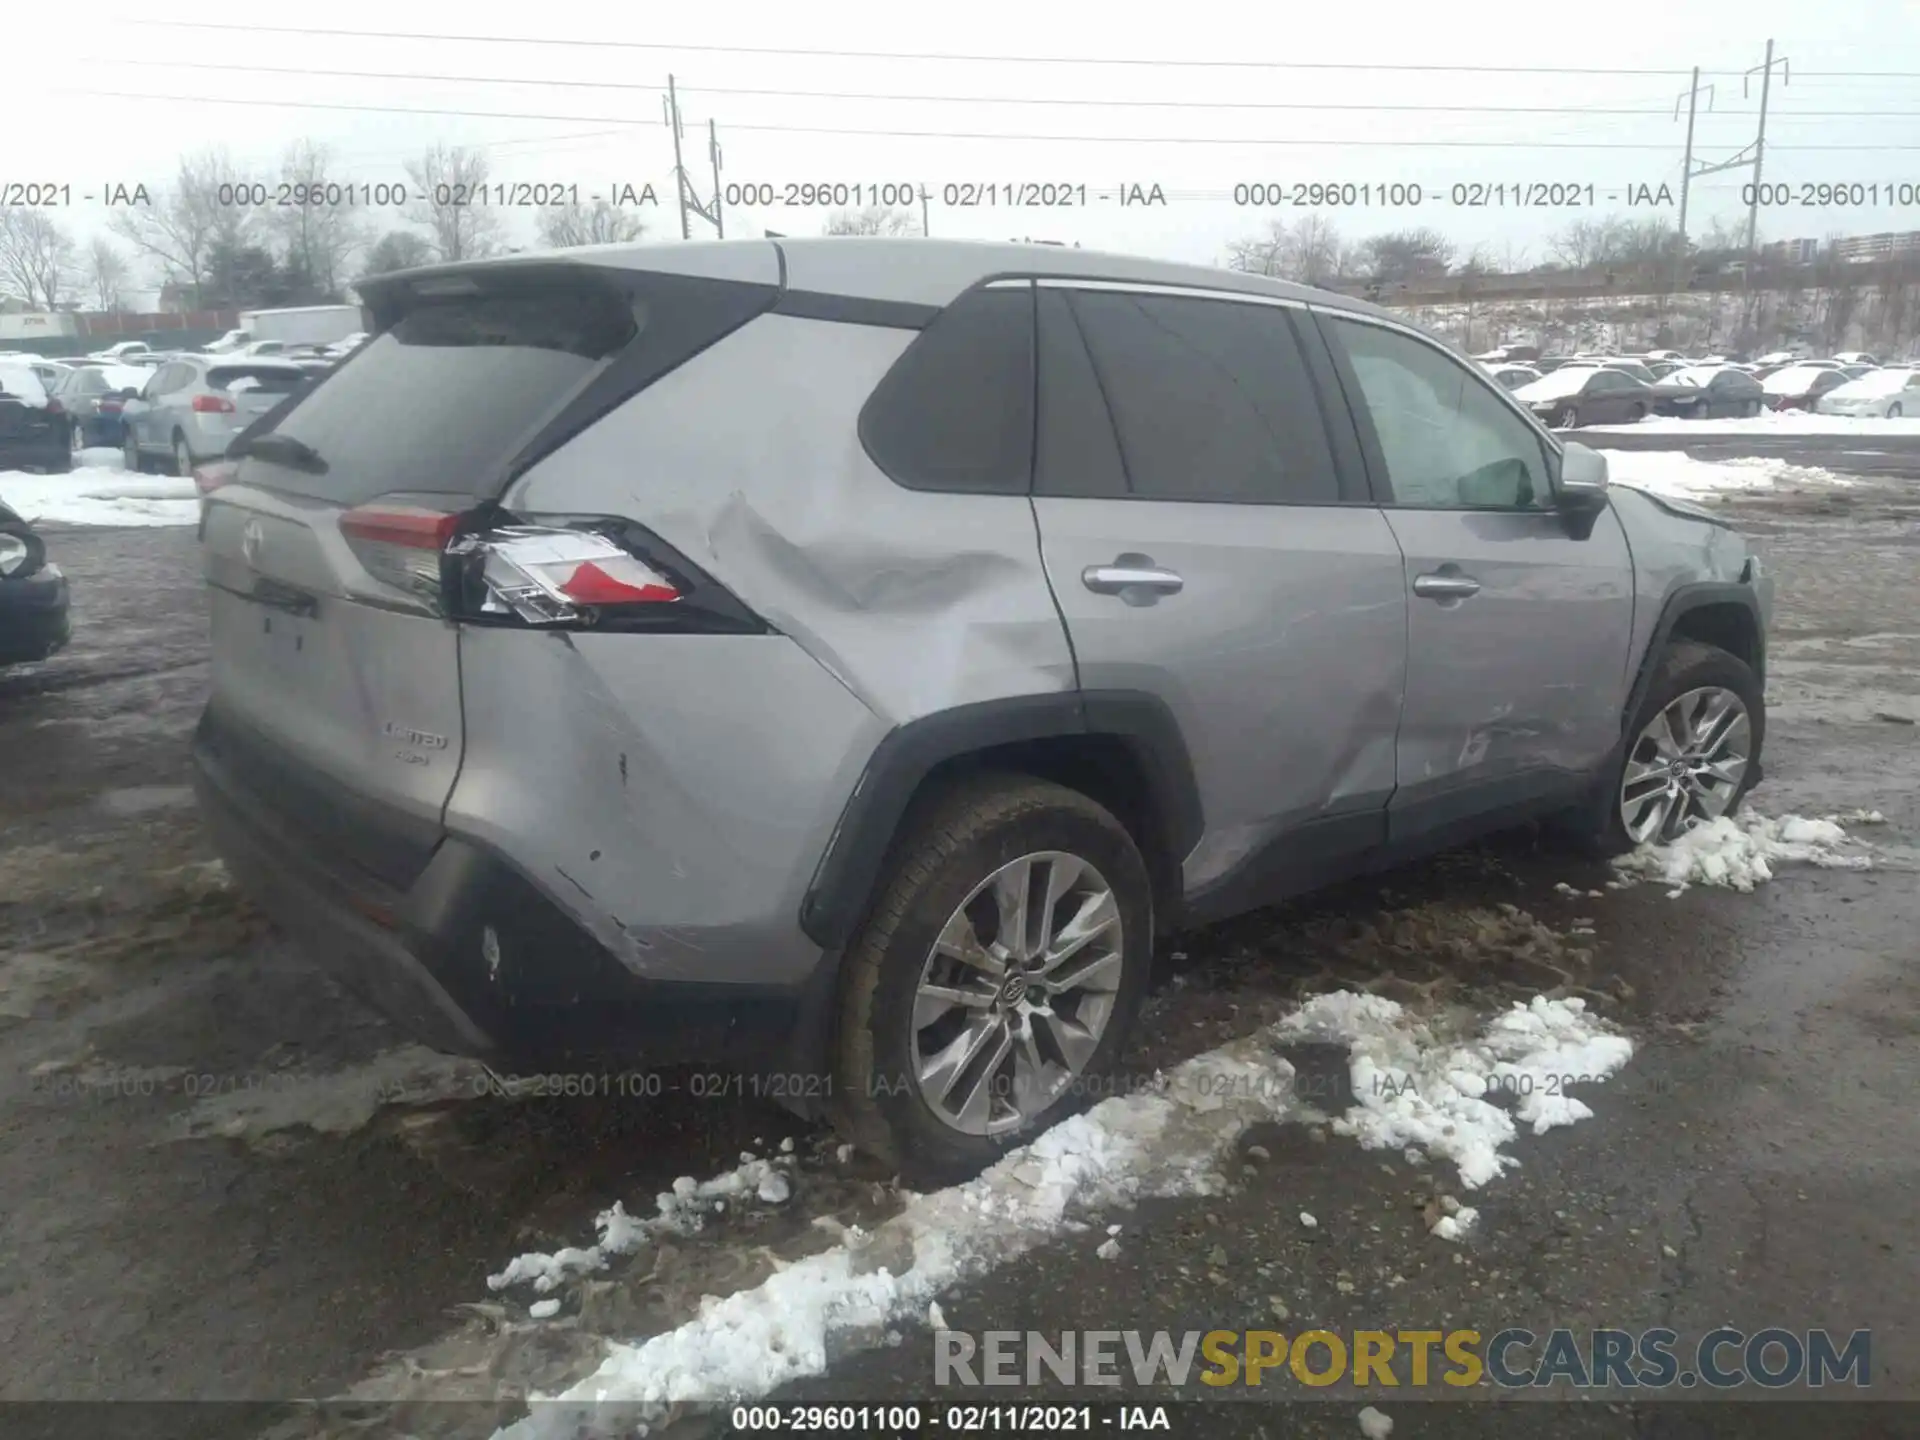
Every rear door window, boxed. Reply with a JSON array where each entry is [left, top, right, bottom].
[[245, 270, 771, 505], [1043, 288, 1341, 505]]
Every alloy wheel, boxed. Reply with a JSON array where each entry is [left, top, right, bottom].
[[910, 850, 1124, 1137], [1619, 685, 1753, 845]]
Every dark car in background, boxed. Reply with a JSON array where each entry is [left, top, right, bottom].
[[1511, 364, 1653, 428], [0, 499, 70, 667], [1761, 364, 1851, 412], [1647, 365, 1765, 419], [0, 364, 71, 474], [52, 363, 149, 452]]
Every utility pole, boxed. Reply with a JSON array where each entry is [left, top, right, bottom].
[[1743, 40, 1787, 325], [665, 75, 690, 240], [661, 75, 725, 240], [1672, 68, 1712, 292], [919, 184, 931, 238]]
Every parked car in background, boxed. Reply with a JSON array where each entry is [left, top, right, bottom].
[[188, 237, 1774, 1173], [1762, 364, 1851, 412], [1646, 359, 1686, 380], [0, 498, 70, 667], [1512, 364, 1653, 428], [1837, 363, 1877, 381], [1533, 355, 1575, 373], [1601, 360, 1659, 385], [52, 363, 149, 451], [1832, 351, 1878, 367], [89, 341, 152, 362], [1815, 367, 1920, 418], [1484, 363, 1541, 391], [1645, 348, 1683, 362], [122, 357, 311, 476], [1649, 366, 1766, 419], [0, 364, 71, 474]]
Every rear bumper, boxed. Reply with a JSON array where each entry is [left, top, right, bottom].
[[0, 568, 71, 664], [191, 710, 819, 1069], [0, 438, 66, 472]]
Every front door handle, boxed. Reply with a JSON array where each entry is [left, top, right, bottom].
[[1082, 554, 1184, 604], [1413, 572, 1482, 601]]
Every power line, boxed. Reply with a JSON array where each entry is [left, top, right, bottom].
[[55, 89, 1920, 149], [130, 21, 1920, 77], [101, 59, 1920, 117]]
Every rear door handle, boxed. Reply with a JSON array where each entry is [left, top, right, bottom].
[[1412, 572, 1482, 601], [1082, 555, 1184, 603]]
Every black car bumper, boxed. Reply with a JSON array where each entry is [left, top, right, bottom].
[[0, 566, 71, 664], [0, 439, 67, 472], [190, 706, 814, 1071]]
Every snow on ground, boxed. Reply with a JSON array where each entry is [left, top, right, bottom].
[[492, 990, 1626, 1432], [1584, 412, 1920, 436], [0, 462, 198, 527], [1611, 811, 1879, 896], [1278, 993, 1634, 1192], [1598, 450, 1850, 499]]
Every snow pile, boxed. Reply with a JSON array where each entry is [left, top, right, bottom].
[[1600, 451, 1848, 499], [1612, 811, 1875, 894], [495, 1033, 1295, 1432], [0, 466, 198, 527], [1279, 992, 1634, 1191], [487, 1152, 799, 1295], [1586, 411, 1920, 436]]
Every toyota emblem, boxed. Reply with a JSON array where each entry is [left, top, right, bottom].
[[241, 519, 265, 569]]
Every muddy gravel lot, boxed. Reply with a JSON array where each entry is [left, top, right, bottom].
[[1, 476, 1916, 1439]]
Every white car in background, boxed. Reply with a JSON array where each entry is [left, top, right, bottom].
[[1483, 362, 1541, 391], [1815, 367, 1920, 418], [1832, 351, 1879, 367]]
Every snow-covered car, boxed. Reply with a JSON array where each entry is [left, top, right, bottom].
[[1832, 351, 1878, 367], [0, 365, 71, 474], [0, 498, 70, 667], [89, 341, 152, 362], [1645, 348, 1684, 362], [1647, 366, 1765, 419], [1814, 367, 1920, 418], [1513, 365, 1653, 428], [1762, 364, 1850, 412], [1484, 363, 1541, 391]]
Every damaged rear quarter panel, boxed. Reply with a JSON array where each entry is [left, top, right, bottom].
[[505, 312, 1076, 724], [445, 627, 886, 986]]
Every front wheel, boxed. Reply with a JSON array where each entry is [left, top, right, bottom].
[[1889, 403, 1904, 419], [1552, 405, 1579, 429], [1627, 404, 1646, 423], [833, 775, 1153, 1182], [1577, 641, 1765, 856]]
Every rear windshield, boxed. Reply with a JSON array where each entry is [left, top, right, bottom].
[[209, 366, 307, 394], [0, 368, 48, 406], [250, 286, 642, 504]]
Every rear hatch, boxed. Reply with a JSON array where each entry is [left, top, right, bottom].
[[207, 362, 308, 420], [0, 367, 56, 448], [199, 254, 778, 891]]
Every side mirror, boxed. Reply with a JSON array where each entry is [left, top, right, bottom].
[[1556, 441, 1611, 538]]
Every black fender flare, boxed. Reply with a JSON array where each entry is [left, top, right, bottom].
[[1621, 579, 1766, 731], [797, 690, 1203, 952]]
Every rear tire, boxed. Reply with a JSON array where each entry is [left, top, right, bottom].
[[172, 433, 193, 478], [833, 775, 1153, 1184], [1563, 641, 1765, 857], [1552, 405, 1579, 429], [1890, 403, 1905, 419], [1627, 403, 1646, 422]]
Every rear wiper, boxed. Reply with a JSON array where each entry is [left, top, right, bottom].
[[229, 432, 329, 473]]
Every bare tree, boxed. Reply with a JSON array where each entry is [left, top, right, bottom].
[[538, 200, 648, 249], [270, 141, 364, 297], [1225, 220, 1290, 277], [1360, 228, 1454, 283], [360, 230, 434, 278], [83, 235, 130, 311], [822, 206, 920, 237], [108, 150, 254, 309], [0, 208, 75, 308], [1226, 215, 1344, 285], [404, 145, 504, 262]]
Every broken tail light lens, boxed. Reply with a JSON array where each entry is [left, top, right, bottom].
[[446, 525, 681, 625]]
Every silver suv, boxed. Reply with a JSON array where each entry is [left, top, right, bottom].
[[123, 355, 310, 475], [191, 240, 1771, 1176]]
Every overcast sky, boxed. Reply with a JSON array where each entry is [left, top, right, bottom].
[[11, 0, 1920, 286]]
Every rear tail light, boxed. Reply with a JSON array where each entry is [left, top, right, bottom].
[[193, 394, 236, 414], [447, 526, 681, 625], [338, 504, 461, 597], [101, 399, 123, 413], [46, 399, 63, 415], [338, 503, 758, 633], [193, 461, 238, 496]]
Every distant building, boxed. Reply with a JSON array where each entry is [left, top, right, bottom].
[[1760, 237, 1820, 264], [1831, 231, 1920, 264]]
